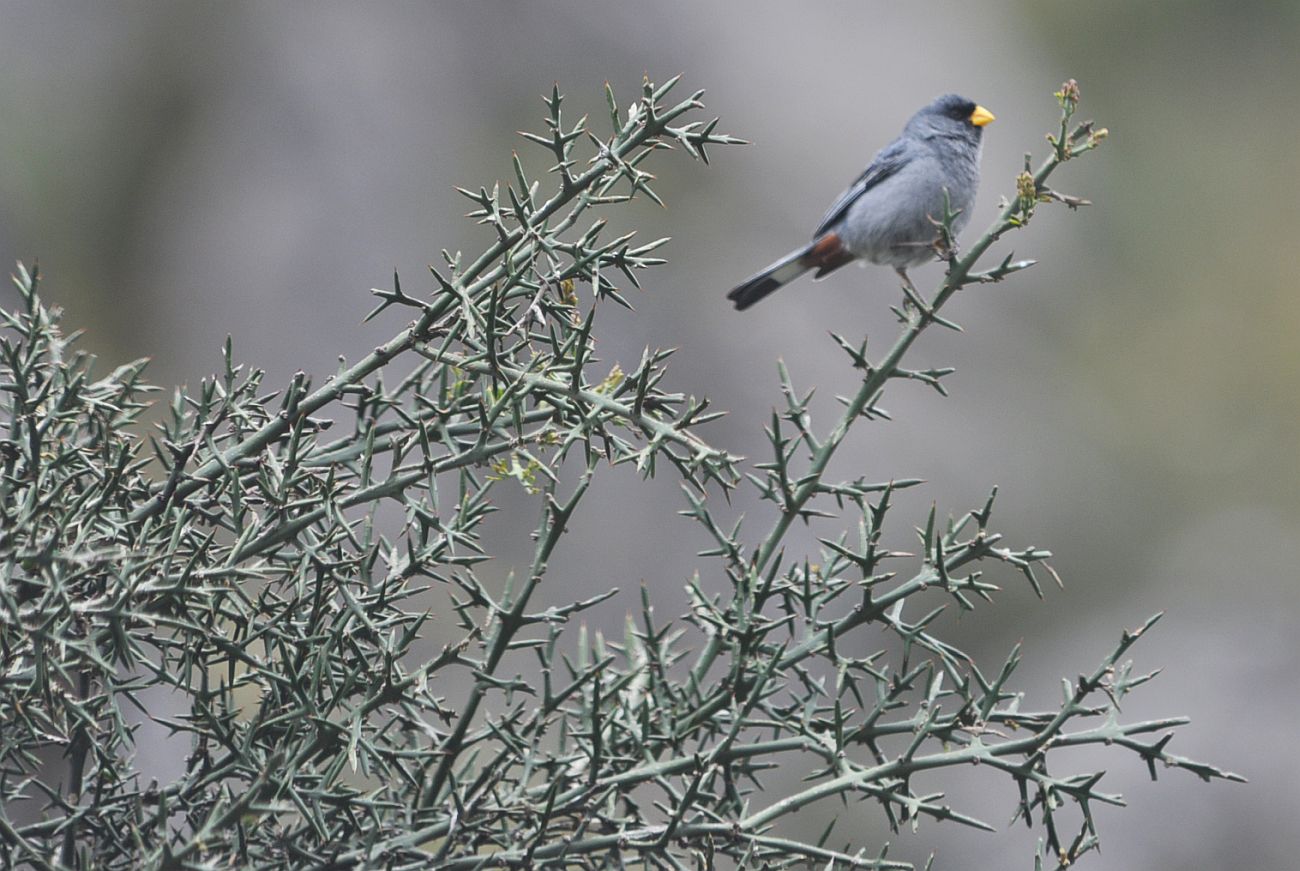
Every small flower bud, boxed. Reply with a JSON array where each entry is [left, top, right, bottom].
[[1055, 78, 1081, 109], [597, 363, 625, 394], [1016, 170, 1038, 213], [559, 277, 578, 306]]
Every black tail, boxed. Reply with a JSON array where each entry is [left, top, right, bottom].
[[725, 244, 814, 310]]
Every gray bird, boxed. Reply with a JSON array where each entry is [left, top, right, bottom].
[[726, 94, 995, 310]]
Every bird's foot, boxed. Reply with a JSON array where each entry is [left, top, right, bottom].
[[932, 235, 960, 265]]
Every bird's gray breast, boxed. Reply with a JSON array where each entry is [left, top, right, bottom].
[[836, 142, 980, 269]]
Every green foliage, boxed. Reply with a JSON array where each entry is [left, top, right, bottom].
[[0, 77, 1237, 869]]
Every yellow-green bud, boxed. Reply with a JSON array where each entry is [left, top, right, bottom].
[[1016, 171, 1038, 212]]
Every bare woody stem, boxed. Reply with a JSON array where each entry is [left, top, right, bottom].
[[58, 670, 92, 870]]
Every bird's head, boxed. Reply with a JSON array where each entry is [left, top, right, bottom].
[[906, 94, 995, 143]]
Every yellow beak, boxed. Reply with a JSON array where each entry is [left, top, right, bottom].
[[969, 105, 996, 127]]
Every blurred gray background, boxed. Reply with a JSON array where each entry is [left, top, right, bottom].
[[1, 2, 1295, 868]]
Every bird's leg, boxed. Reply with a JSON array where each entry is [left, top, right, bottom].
[[896, 267, 927, 313], [896, 266, 962, 332], [896, 267, 916, 295]]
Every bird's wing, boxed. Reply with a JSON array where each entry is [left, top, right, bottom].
[[813, 137, 913, 238]]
